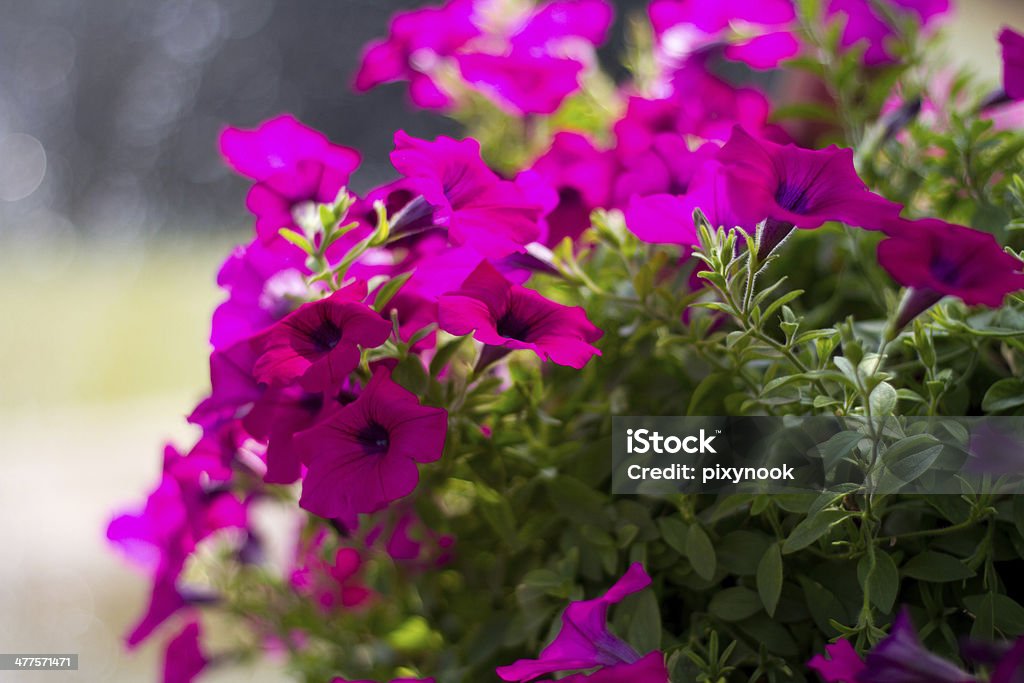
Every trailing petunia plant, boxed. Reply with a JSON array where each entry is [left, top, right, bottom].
[[107, 1, 1024, 682]]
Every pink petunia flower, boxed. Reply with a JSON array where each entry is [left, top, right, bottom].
[[252, 284, 392, 392], [992, 638, 1024, 683], [878, 218, 1024, 329], [438, 261, 602, 369], [295, 366, 447, 520], [826, 0, 950, 66], [649, 0, 799, 71], [364, 509, 455, 567], [108, 441, 247, 647], [1000, 27, 1024, 101], [521, 132, 616, 245], [856, 608, 975, 682], [210, 237, 309, 350], [456, 0, 612, 114], [536, 652, 670, 683], [709, 126, 903, 258], [496, 563, 656, 681], [390, 132, 543, 257], [162, 621, 207, 683], [354, 0, 611, 115], [457, 52, 584, 116], [509, 0, 614, 51], [220, 115, 360, 243], [807, 639, 865, 682], [353, 0, 480, 109], [242, 383, 328, 484]]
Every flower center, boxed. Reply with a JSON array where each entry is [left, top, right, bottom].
[[357, 422, 390, 455], [496, 312, 532, 341], [929, 257, 964, 284], [308, 321, 342, 351], [775, 182, 811, 213]]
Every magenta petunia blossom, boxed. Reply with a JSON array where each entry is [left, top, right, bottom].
[[189, 336, 263, 432], [497, 563, 653, 681], [109, 441, 247, 647], [108, 444, 244, 579], [649, 0, 798, 70], [438, 261, 602, 369], [878, 218, 1024, 329], [163, 621, 207, 683], [220, 115, 361, 242], [625, 194, 701, 246], [295, 366, 447, 520], [243, 384, 326, 484], [1000, 27, 1024, 101], [992, 638, 1024, 683], [253, 285, 392, 392], [354, 0, 610, 114], [606, 98, 720, 204], [458, 52, 584, 116], [858, 609, 975, 682], [126, 572, 188, 648], [510, 0, 614, 51], [538, 652, 670, 683], [523, 132, 616, 245], [353, 0, 478, 109], [807, 639, 865, 682], [826, 0, 950, 66], [711, 126, 903, 257], [390, 132, 543, 257], [211, 237, 309, 349], [455, 0, 611, 114]]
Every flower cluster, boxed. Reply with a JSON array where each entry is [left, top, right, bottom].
[[107, 2, 1024, 683], [355, 0, 613, 114]]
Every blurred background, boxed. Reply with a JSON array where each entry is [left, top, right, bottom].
[[0, 0, 1022, 680]]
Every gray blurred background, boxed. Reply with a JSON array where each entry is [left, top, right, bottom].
[[0, 1, 1021, 681]]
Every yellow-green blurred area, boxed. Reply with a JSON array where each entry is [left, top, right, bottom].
[[0, 237, 234, 410]]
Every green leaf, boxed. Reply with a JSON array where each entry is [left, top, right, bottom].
[[817, 431, 865, 478], [278, 227, 314, 254], [902, 552, 975, 582], [392, 355, 428, 394], [709, 586, 762, 621], [858, 550, 899, 613], [475, 483, 517, 544], [757, 543, 784, 617], [736, 614, 799, 657], [657, 517, 689, 556], [687, 524, 716, 580], [429, 336, 468, 377], [799, 576, 848, 636], [880, 435, 943, 486], [373, 271, 414, 312], [782, 509, 851, 554], [716, 530, 772, 576], [965, 594, 1024, 636], [762, 289, 806, 322], [688, 373, 732, 414], [982, 379, 1024, 412], [626, 589, 662, 653], [869, 381, 898, 416]]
